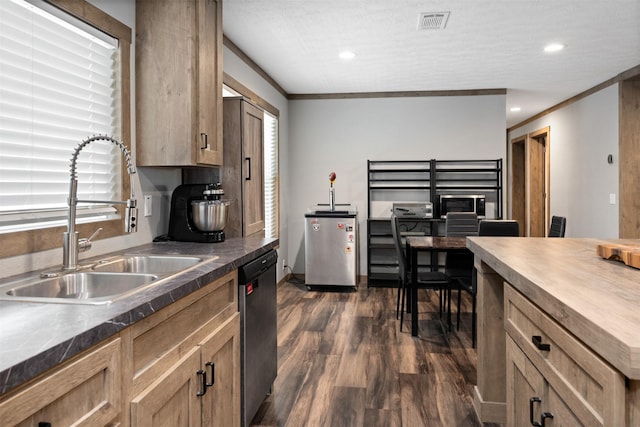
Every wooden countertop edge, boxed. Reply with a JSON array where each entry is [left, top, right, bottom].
[[467, 237, 640, 380]]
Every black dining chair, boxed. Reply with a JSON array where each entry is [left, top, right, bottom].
[[459, 219, 519, 347], [548, 216, 566, 237], [477, 219, 520, 237], [390, 213, 451, 332], [444, 212, 478, 332]]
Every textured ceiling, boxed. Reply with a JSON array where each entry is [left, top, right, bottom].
[[223, 1, 640, 127]]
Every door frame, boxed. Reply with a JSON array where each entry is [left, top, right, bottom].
[[510, 135, 526, 236], [509, 127, 550, 236]]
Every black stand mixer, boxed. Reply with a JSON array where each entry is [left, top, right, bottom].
[[156, 183, 228, 243]]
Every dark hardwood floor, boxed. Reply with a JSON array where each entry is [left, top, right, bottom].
[[250, 279, 499, 427]]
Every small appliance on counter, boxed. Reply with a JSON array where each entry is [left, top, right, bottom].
[[392, 202, 433, 219], [438, 194, 486, 218], [304, 172, 359, 290], [154, 183, 230, 243]]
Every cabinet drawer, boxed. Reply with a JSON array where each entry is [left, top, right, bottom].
[[0, 337, 121, 426], [129, 270, 237, 394], [504, 284, 625, 426]]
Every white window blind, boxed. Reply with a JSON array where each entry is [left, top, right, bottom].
[[264, 111, 278, 238], [0, 0, 121, 232]]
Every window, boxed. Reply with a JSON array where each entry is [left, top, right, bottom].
[[0, 0, 132, 257], [263, 111, 278, 238]]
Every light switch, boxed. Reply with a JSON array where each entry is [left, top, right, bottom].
[[609, 193, 616, 205], [144, 194, 153, 216]]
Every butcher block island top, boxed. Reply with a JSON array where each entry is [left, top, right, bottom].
[[467, 236, 640, 380]]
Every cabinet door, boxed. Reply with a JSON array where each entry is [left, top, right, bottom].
[[0, 338, 121, 427], [199, 313, 241, 427], [131, 347, 202, 427], [242, 101, 265, 236], [136, 0, 222, 167], [506, 336, 545, 427], [195, 0, 223, 166]]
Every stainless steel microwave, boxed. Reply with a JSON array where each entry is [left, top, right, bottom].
[[438, 194, 486, 218]]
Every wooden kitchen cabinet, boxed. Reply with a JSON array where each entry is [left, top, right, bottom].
[[135, 0, 223, 166], [223, 97, 265, 237], [125, 270, 239, 427], [130, 346, 202, 426], [199, 314, 241, 427], [504, 284, 625, 426], [0, 337, 121, 426], [130, 315, 240, 427]]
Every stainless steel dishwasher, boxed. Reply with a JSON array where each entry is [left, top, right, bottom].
[[238, 249, 278, 427]]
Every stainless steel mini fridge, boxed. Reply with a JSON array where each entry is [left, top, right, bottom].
[[304, 207, 358, 289]]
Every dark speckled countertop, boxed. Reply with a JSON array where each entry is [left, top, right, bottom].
[[0, 236, 278, 395]]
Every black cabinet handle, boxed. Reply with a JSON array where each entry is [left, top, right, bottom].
[[196, 369, 207, 396], [530, 397, 542, 426], [38, 423, 52, 427], [200, 132, 208, 149], [245, 157, 251, 180], [532, 335, 551, 351], [541, 412, 554, 427], [205, 361, 215, 387]]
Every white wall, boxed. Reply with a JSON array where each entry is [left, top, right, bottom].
[[288, 95, 506, 274], [507, 84, 619, 238]]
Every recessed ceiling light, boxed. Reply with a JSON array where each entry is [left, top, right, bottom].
[[339, 51, 355, 60], [510, 107, 521, 112], [544, 43, 565, 52]]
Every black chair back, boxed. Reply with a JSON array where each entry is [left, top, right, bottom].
[[390, 213, 407, 281], [478, 220, 519, 237], [445, 212, 479, 237], [445, 212, 477, 278], [548, 216, 566, 237]]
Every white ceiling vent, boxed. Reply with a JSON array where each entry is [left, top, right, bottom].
[[418, 12, 450, 30]]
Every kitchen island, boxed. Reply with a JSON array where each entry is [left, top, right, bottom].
[[0, 236, 278, 426], [468, 237, 640, 426]]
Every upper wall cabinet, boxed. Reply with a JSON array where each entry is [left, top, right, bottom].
[[135, 0, 223, 166]]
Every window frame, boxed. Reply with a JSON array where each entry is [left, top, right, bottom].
[[1, 0, 132, 258]]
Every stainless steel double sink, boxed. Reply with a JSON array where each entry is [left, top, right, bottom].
[[0, 254, 217, 305]]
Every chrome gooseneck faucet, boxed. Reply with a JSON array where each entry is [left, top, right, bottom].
[[62, 135, 138, 270]]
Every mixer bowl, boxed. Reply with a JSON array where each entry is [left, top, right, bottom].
[[191, 199, 230, 231]]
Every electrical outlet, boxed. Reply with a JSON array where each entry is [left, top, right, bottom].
[[144, 195, 152, 216], [282, 259, 286, 271]]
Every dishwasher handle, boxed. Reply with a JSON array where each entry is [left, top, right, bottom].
[[239, 250, 277, 283]]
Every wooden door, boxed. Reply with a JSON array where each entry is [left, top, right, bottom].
[[196, 0, 223, 166], [509, 129, 549, 236], [131, 347, 202, 427], [528, 129, 548, 237], [242, 101, 265, 236], [199, 314, 241, 427], [511, 136, 526, 236]]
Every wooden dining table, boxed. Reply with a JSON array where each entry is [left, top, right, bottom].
[[405, 236, 469, 336]]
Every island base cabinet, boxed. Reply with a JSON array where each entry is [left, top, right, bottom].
[[504, 284, 625, 426], [507, 336, 583, 426], [0, 337, 121, 427]]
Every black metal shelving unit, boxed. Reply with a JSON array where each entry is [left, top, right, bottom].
[[366, 159, 502, 286], [433, 159, 503, 219]]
